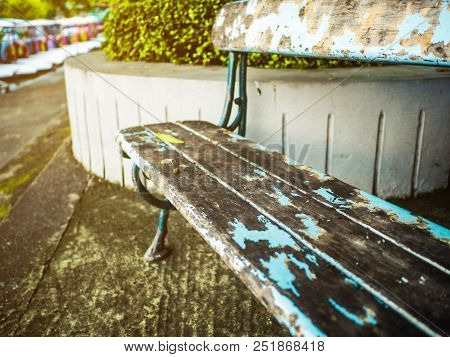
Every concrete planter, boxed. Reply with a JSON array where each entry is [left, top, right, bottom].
[[64, 52, 450, 198]]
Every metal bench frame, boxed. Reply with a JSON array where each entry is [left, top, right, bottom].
[[131, 51, 250, 262]]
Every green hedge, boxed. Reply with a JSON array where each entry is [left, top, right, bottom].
[[0, 0, 54, 19], [102, 0, 356, 69]]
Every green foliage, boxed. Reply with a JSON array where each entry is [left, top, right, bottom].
[[102, 0, 357, 69], [103, 0, 226, 65], [0, 0, 111, 20], [0, 0, 54, 20]]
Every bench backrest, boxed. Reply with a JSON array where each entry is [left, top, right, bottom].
[[212, 0, 450, 67]]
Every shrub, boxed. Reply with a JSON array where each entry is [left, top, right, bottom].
[[0, 0, 54, 19], [102, 0, 357, 69]]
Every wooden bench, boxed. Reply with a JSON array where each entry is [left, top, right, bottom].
[[117, 0, 450, 336]]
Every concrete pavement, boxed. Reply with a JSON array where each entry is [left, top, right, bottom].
[[0, 69, 68, 169]]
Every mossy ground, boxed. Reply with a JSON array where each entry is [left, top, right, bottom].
[[0, 119, 70, 222], [15, 177, 288, 336], [0, 200, 11, 221]]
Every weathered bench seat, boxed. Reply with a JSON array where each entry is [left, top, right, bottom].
[[116, 0, 450, 336], [117, 121, 450, 336]]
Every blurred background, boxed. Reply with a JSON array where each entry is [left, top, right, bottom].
[[0, 1, 109, 19]]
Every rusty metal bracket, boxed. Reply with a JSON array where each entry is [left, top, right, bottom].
[[132, 163, 173, 210], [132, 163, 173, 262], [219, 52, 248, 136]]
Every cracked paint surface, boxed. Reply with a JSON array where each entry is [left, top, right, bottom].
[[295, 213, 322, 239], [357, 190, 450, 240], [228, 215, 297, 249], [261, 252, 301, 296], [115, 121, 448, 336], [329, 298, 378, 326], [213, 0, 449, 66]]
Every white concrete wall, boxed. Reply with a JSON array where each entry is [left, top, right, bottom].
[[64, 53, 450, 198]]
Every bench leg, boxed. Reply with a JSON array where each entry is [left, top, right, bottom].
[[131, 163, 173, 262], [144, 207, 171, 262]]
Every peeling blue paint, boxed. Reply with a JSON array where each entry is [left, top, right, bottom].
[[344, 277, 359, 288], [273, 187, 291, 206], [118, 127, 157, 140], [242, 169, 267, 182], [363, 307, 378, 325], [329, 298, 378, 327], [155, 145, 174, 152], [431, 2, 450, 44], [290, 255, 316, 281], [261, 253, 300, 297], [329, 298, 364, 326], [243, 168, 267, 182], [143, 161, 155, 172], [359, 191, 417, 223], [215, 0, 450, 67], [374, 296, 390, 309], [270, 286, 326, 337], [305, 253, 319, 267], [254, 168, 267, 177], [284, 156, 298, 166], [422, 217, 450, 240], [163, 128, 180, 136], [250, 266, 268, 282], [398, 13, 431, 36], [313, 187, 348, 206], [229, 133, 246, 141], [358, 191, 450, 239], [295, 213, 321, 239], [251, 143, 270, 151], [214, 0, 450, 67], [228, 215, 297, 249]]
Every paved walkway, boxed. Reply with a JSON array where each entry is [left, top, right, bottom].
[[0, 69, 69, 169]]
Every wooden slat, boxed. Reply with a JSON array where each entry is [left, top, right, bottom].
[[145, 122, 450, 335], [212, 0, 450, 67], [179, 121, 450, 271], [116, 123, 448, 336]]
